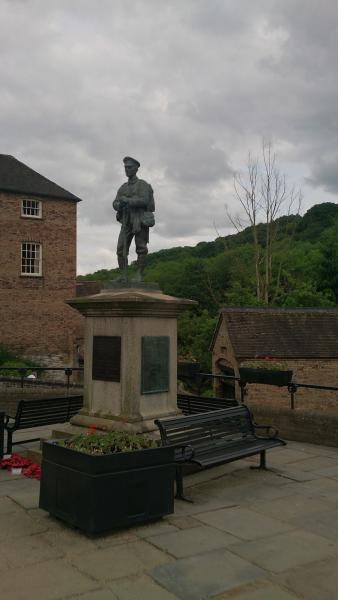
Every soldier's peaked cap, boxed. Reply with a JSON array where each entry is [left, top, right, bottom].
[[123, 156, 140, 167]]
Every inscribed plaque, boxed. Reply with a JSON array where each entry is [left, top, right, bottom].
[[92, 336, 121, 382], [141, 336, 169, 394]]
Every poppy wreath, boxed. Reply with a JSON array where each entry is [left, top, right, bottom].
[[0, 453, 41, 480]]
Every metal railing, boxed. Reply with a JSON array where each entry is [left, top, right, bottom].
[[179, 371, 338, 411], [1, 366, 337, 411], [0, 367, 84, 392]]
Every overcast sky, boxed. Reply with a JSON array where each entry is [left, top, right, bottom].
[[1, 0, 337, 274]]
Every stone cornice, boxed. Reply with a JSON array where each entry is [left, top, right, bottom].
[[66, 288, 197, 318]]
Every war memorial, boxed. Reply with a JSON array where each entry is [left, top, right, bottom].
[[0, 158, 338, 599]]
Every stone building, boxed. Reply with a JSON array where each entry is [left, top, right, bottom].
[[0, 154, 84, 368], [210, 308, 338, 413]]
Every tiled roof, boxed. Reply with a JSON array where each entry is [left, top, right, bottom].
[[212, 308, 338, 358], [0, 154, 81, 202]]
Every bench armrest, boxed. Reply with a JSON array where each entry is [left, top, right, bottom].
[[174, 444, 194, 462], [253, 423, 279, 438]]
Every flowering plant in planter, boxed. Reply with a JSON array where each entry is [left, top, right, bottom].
[[39, 428, 175, 534], [60, 430, 158, 455], [239, 357, 293, 387], [240, 357, 288, 371]]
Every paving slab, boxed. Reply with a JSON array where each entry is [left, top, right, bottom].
[[0, 495, 24, 514], [290, 507, 338, 542], [284, 455, 338, 472], [0, 508, 48, 540], [150, 547, 265, 600], [271, 467, 322, 482], [185, 476, 298, 508], [313, 463, 338, 477], [170, 491, 236, 517], [194, 507, 293, 540], [38, 526, 99, 557], [69, 591, 118, 600], [184, 459, 250, 488], [285, 441, 338, 458], [108, 573, 180, 599], [94, 530, 139, 549], [274, 557, 338, 600], [214, 581, 299, 599], [299, 476, 338, 501], [0, 558, 99, 600], [8, 483, 40, 509], [248, 493, 335, 522], [133, 521, 178, 538], [0, 475, 39, 497], [260, 448, 317, 465], [228, 529, 338, 573], [0, 468, 23, 482], [167, 515, 201, 529], [0, 531, 63, 571], [147, 524, 238, 558], [70, 539, 174, 581]]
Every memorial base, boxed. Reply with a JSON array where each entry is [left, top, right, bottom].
[[66, 286, 196, 433], [70, 410, 180, 434]]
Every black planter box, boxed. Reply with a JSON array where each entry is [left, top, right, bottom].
[[239, 368, 293, 387], [39, 441, 175, 534]]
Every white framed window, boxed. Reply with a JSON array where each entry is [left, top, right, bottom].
[[21, 198, 42, 218], [21, 242, 42, 276]]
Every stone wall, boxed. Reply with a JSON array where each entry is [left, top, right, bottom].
[[250, 404, 338, 448], [0, 192, 84, 365]]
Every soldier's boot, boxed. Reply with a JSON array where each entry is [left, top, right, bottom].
[[132, 254, 146, 282], [115, 255, 128, 282]]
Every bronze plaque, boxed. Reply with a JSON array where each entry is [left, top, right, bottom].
[[141, 336, 169, 394], [92, 336, 121, 382]]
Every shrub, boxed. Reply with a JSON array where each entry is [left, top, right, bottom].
[[60, 430, 158, 455]]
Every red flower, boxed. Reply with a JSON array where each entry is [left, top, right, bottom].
[[0, 453, 41, 480]]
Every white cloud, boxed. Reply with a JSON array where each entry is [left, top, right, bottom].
[[1, 0, 337, 274]]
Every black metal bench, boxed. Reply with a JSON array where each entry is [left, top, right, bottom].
[[155, 405, 286, 501], [177, 393, 238, 415], [2, 395, 83, 454]]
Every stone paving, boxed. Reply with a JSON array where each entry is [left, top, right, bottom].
[[1, 439, 338, 599]]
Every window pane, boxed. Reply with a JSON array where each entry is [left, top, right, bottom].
[[21, 242, 41, 275], [22, 199, 41, 217]]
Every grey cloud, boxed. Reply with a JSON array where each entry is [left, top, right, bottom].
[[1, 1, 337, 273]]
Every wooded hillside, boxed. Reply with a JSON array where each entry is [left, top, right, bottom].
[[78, 202, 338, 369]]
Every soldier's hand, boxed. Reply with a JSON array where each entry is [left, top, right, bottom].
[[119, 197, 129, 208]]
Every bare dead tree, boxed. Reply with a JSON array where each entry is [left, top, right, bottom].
[[229, 140, 302, 304]]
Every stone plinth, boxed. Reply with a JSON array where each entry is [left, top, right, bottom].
[[66, 287, 196, 432]]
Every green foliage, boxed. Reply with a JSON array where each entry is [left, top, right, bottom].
[[295, 203, 338, 241], [0, 346, 39, 376], [178, 310, 217, 372], [0, 345, 17, 365], [240, 358, 288, 371], [79, 202, 338, 369], [60, 430, 158, 455]]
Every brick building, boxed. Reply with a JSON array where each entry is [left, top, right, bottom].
[[0, 154, 84, 368], [210, 308, 338, 412]]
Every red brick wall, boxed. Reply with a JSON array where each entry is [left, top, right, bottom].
[[0, 192, 84, 366], [243, 359, 338, 414]]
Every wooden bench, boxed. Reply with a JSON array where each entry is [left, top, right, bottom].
[[155, 406, 286, 501], [177, 393, 238, 415], [3, 395, 83, 454]]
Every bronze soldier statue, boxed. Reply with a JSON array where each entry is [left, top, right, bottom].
[[113, 157, 155, 282]]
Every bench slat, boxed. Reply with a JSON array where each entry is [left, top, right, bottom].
[[155, 406, 286, 499]]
